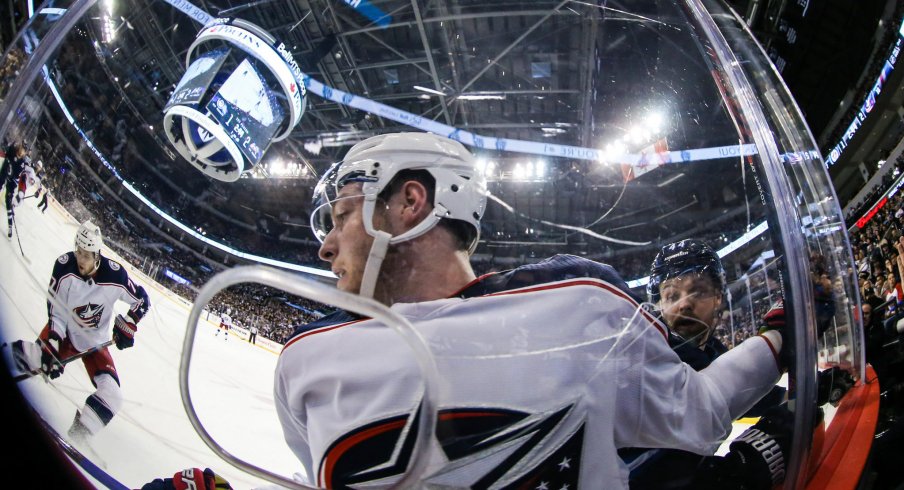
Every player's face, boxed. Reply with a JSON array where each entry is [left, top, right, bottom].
[[318, 183, 387, 295], [658, 273, 722, 345], [74, 248, 98, 276]]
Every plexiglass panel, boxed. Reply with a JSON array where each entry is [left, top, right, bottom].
[[0, 1, 866, 488]]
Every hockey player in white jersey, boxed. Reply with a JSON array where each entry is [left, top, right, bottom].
[[12, 158, 45, 210], [216, 308, 233, 340], [12, 220, 151, 441], [273, 133, 789, 488]]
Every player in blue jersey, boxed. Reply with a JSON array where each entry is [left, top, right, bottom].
[[270, 132, 789, 488], [2, 141, 28, 237], [621, 239, 789, 489], [12, 220, 150, 441]]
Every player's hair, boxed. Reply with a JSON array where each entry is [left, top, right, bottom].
[[378, 169, 476, 252]]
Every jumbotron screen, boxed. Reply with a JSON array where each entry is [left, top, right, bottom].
[[163, 48, 228, 112], [206, 58, 285, 165]]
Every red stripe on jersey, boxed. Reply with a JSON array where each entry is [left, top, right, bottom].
[[439, 411, 509, 421], [758, 334, 781, 370], [448, 271, 498, 297], [282, 318, 368, 352], [318, 418, 407, 488], [285, 278, 666, 351], [482, 278, 667, 339]]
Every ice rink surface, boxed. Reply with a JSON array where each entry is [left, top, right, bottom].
[[0, 198, 302, 489]]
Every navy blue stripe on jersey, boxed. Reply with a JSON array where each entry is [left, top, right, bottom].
[[286, 309, 362, 344], [459, 254, 640, 302], [284, 255, 657, 346], [283, 314, 365, 352]]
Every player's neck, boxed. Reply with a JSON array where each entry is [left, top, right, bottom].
[[377, 246, 475, 306]]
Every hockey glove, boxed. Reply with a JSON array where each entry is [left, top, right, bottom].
[[40, 332, 64, 379], [817, 367, 855, 406], [141, 468, 233, 490], [113, 314, 137, 350], [692, 406, 792, 490]]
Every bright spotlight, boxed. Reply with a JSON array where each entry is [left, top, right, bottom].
[[535, 159, 547, 178], [604, 141, 626, 162], [513, 163, 526, 180], [475, 157, 487, 175], [647, 112, 664, 132]]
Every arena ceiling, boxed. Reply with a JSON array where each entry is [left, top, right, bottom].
[[26, 0, 899, 275]]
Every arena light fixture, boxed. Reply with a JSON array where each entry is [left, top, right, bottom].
[[413, 85, 446, 96]]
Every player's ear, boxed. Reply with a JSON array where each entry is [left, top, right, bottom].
[[398, 180, 431, 225]]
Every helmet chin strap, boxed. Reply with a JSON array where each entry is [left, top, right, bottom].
[[359, 230, 391, 299], [358, 196, 447, 300]]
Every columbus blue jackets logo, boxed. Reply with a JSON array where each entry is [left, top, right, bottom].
[[318, 404, 583, 488], [74, 303, 105, 329], [57, 254, 69, 264], [110, 260, 121, 271]]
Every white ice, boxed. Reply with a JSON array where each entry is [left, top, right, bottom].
[[0, 198, 302, 489]]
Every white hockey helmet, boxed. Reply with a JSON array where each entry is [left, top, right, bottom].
[[311, 132, 488, 298], [75, 220, 103, 253]]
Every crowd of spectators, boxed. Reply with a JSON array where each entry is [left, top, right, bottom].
[[844, 157, 904, 227], [850, 190, 904, 316], [848, 174, 904, 471], [0, 47, 26, 101]]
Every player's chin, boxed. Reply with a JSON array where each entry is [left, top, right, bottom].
[[336, 277, 361, 295], [673, 322, 707, 340]]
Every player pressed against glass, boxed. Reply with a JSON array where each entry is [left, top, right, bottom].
[[269, 133, 788, 489], [658, 273, 723, 346]]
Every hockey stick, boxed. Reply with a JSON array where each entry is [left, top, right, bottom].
[[34, 412, 129, 490], [13, 339, 114, 382], [10, 212, 30, 264]]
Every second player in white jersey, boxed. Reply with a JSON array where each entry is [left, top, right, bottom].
[[12, 220, 150, 442], [217, 309, 233, 339], [13, 159, 44, 209]]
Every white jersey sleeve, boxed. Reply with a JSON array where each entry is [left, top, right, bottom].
[[613, 316, 779, 453]]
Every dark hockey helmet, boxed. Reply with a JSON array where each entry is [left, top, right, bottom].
[[647, 239, 726, 305]]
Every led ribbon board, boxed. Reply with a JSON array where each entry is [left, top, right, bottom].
[[825, 26, 904, 167]]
